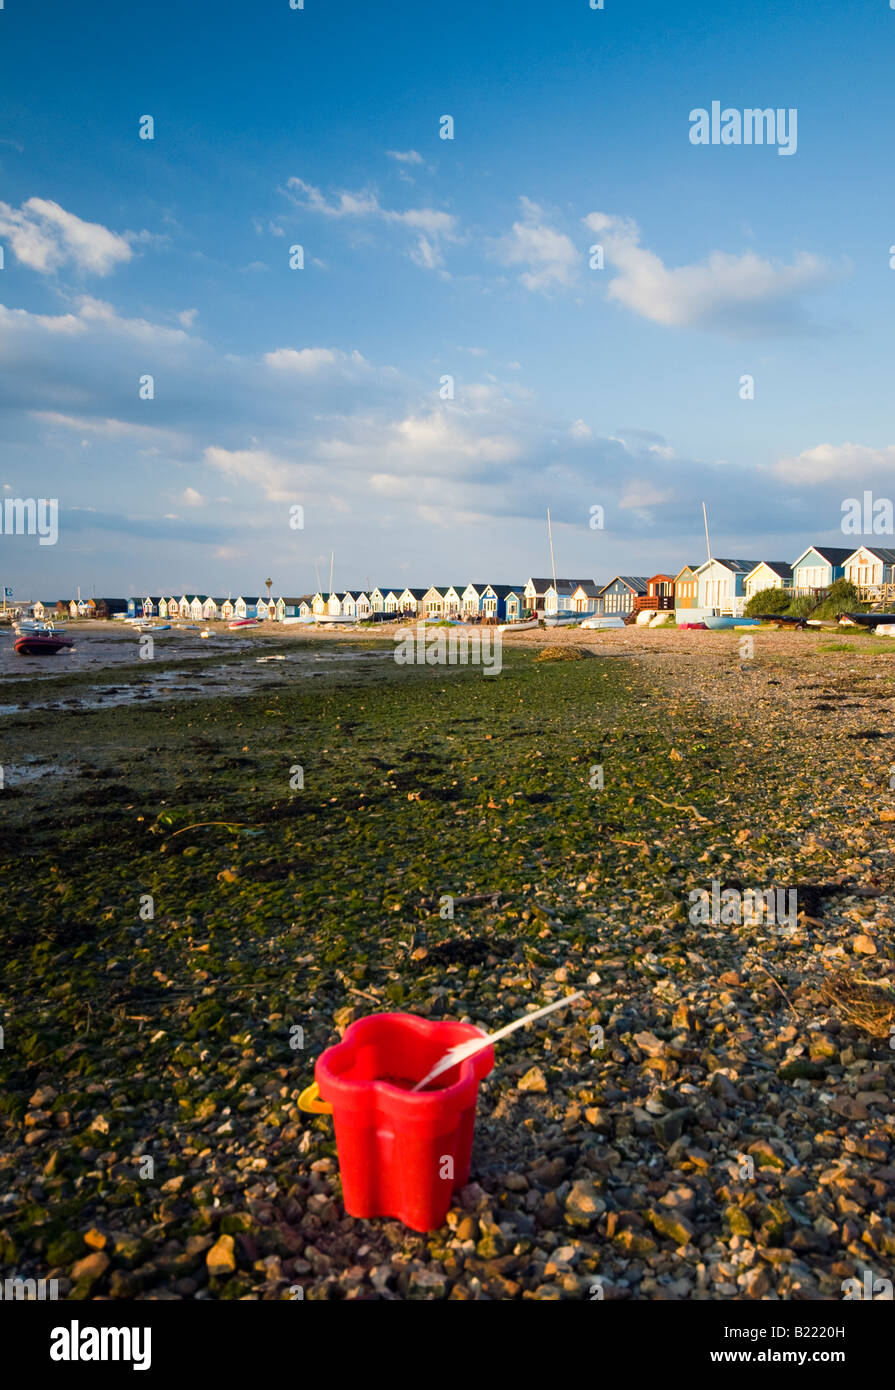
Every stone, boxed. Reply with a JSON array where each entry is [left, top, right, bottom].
[[564, 1179, 606, 1228], [633, 1031, 666, 1057], [206, 1234, 237, 1276], [648, 1208, 695, 1246], [407, 1266, 448, 1299], [653, 1108, 691, 1146], [70, 1251, 110, 1285], [852, 934, 877, 956], [517, 1066, 548, 1093]]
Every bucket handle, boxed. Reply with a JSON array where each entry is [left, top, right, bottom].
[[298, 1081, 333, 1115]]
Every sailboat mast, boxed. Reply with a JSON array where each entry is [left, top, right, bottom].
[[702, 501, 712, 564], [329, 551, 334, 597], [547, 507, 557, 590]]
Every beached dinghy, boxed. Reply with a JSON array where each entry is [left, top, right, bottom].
[[497, 618, 539, 632], [14, 633, 74, 656], [580, 615, 626, 630], [704, 616, 761, 630], [14, 620, 66, 635], [838, 611, 895, 628]]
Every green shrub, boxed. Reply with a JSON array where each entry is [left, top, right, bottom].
[[810, 578, 865, 620], [786, 595, 816, 618], [744, 586, 790, 617]]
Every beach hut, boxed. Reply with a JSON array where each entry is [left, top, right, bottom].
[[524, 578, 593, 616], [673, 565, 699, 611], [694, 559, 759, 615], [93, 598, 128, 620], [220, 598, 235, 620], [423, 586, 447, 618], [843, 545, 895, 599], [277, 596, 309, 620], [790, 546, 851, 597], [340, 592, 358, 618], [543, 583, 577, 616], [569, 582, 602, 614], [234, 596, 259, 619], [311, 592, 330, 616], [635, 575, 675, 616], [462, 583, 487, 617], [744, 562, 793, 600], [597, 576, 649, 617], [487, 584, 526, 621], [501, 587, 525, 622], [203, 597, 222, 621], [399, 588, 426, 616]]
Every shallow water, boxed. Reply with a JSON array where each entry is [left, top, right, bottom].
[[0, 626, 392, 715]]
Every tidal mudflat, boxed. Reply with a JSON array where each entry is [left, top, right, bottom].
[[1, 628, 893, 1299]]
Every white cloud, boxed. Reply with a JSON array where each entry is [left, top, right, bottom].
[[183, 487, 204, 505], [773, 441, 895, 483], [179, 308, 198, 328], [386, 150, 423, 165], [31, 410, 186, 446], [263, 346, 367, 374], [495, 198, 579, 292], [584, 212, 834, 331], [619, 482, 674, 509], [0, 198, 134, 276], [570, 419, 592, 440], [284, 177, 459, 269]]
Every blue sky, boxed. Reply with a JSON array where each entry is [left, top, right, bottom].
[[2, 0, 895, 597]]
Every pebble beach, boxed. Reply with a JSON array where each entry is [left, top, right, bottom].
[[1, 622, 894, 1300]]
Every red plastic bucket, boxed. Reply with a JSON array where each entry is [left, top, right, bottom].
[[300, 1013, 494, 1232]]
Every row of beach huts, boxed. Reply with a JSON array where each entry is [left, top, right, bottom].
[[28, 544, 895, 626]]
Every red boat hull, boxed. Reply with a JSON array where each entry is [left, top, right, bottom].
[[14, 635, 74, 655]]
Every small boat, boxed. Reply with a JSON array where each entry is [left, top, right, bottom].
[[497, 618, 539, 632], [228, 618, 260, 629], [677, 621, 708, 630], [704, 616, 761, 630], [200, 629, 212, 638], [14, 633, 74, 656], [751, 613, 804, 626], [838, 612, 895, 628], [873, 623, 895, 637], [133, 622, 171, 633], [14, 620, 66, 635], [175, 622, 201, 630], [580, 615, 626, 630], [544, 614, 587, 627], [256, 654, 286, 662]]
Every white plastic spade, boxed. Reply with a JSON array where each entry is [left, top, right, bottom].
[[411, 990, 586, 1093]]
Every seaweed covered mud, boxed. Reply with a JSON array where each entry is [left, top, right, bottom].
[[1, 627, 894, 1300]]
